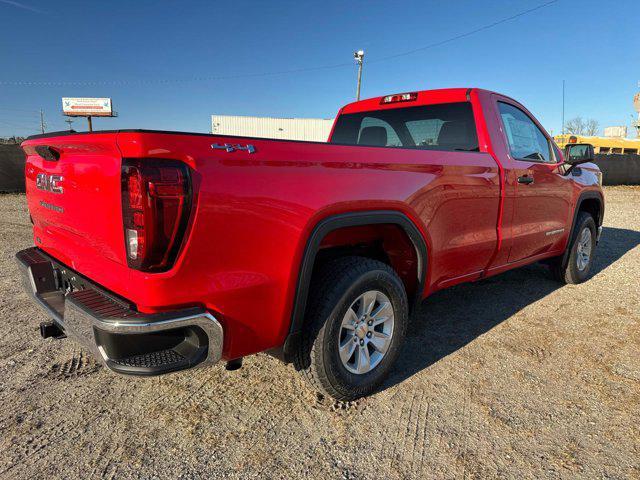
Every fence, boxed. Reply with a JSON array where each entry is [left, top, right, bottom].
[[0, 144, 25, 193], [593, 154, 640, 185]]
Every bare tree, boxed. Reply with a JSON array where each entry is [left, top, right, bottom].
[[564, 117, 586, 135], [584, 119, 599, 136], [564, 116, 599, 136]]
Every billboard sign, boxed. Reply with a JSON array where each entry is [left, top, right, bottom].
[[62, 97, 113, 117]]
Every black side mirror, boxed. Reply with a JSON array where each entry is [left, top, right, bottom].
[[564, 143, 594, 165]]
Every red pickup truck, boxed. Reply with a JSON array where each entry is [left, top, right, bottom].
[[18, 88, 604, 400]]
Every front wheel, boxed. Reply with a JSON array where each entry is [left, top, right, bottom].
[[294, 257, 408, 401], [550, 211, 597, 284]]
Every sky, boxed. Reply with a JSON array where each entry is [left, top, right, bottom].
[[0, 0, 638, 138]]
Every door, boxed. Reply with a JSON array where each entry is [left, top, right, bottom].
[[496, 101, 573, 262]]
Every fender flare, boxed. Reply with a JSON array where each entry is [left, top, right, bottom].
[[281, 210, 427, 360], [570, 190, 605, 233], [561, 190, 604, 266]]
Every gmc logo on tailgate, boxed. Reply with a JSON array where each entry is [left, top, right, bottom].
[[36, 173, 64, 194]]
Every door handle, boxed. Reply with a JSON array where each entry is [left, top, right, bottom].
[[517, 175, 534, 185]]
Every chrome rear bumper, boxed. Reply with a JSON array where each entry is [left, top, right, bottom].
[[16, 247, 223, 376]]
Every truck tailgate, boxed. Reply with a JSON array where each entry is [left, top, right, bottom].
[[22, 133, 129, 289]]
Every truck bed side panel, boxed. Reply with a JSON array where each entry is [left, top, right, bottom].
[[115, 132, 500, 358]]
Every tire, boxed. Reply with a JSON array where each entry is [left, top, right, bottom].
[[294, 256, 408, 401], [550, 211, 597, 284]]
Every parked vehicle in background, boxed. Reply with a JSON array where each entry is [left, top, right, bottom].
[[555, 133, 640, 155], [17, 88, 604, 400]]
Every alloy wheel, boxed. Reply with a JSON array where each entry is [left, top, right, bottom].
[[337, 290, 395, 374], [576, 227, 592, 271]]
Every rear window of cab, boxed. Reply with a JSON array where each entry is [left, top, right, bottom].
[[330, 102, 479, 152]]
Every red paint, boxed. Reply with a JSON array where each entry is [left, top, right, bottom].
[[21, 88, 604, 360]]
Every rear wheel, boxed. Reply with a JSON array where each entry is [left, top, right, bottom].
[[550, 211, 596, 284], [294, 257, 408, 401]]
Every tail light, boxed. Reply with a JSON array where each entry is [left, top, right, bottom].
[[121, 159, 192, 272]]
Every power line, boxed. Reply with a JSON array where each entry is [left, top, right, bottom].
[[0, 59, 354, 87], [368, 0, 558, 64], [0, 0, 559, 88], [0, 118, 37, 129], [0, 112, 40, 121], [0, 107, 40, 113]]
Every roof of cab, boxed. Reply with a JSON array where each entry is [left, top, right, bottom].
[[340, 88, 485, 114]]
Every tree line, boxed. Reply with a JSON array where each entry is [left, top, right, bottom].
[[564, 117, 599, 136], [0, 136, 26, 144]]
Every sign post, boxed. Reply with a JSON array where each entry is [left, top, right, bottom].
[[62, 98, 115, 131]]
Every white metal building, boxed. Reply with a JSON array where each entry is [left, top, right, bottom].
[[604, 126, 628, 138], [211, 115, 335, 142]]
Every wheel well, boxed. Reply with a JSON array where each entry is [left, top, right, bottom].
[[314, 223, 419, 302], [280, 211, 426, 362], [578, 197, 602, 226]]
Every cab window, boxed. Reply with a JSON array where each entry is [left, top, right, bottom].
[[330, 102, 479, 152], [498, 102, 554, 163]]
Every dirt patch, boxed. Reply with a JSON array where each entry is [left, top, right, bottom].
[[0, 189, 638, 479]]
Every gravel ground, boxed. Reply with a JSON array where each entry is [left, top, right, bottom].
[[0, 188, 638, 480]]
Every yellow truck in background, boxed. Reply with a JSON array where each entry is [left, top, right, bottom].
[[554, 134, 640, 155]]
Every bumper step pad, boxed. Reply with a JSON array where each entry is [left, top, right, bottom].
[[111, 348, 185, 369]]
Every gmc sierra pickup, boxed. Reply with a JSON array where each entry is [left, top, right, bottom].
[[17, 88, 604, 400]]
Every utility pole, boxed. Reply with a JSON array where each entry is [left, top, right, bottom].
[[39, 109, 46, 134], [354, 50, 364, 101], [65, 118, 74, 131], [634, 81, 640, 139], [561, 80, 565, 135]]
